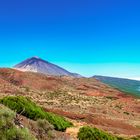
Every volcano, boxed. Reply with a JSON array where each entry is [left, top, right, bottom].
[[14, 56, 81, 77]]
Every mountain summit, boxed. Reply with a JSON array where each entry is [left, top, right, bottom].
[[14, 57, 81, 77]]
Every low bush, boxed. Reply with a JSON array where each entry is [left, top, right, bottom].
[[0, 105, 35, 140], [77, 126, 124, 140], [130, 136, 140, 140], [36, 119, 55, 139], [123, 112, 130, 115], [0, 96, 72, 131]]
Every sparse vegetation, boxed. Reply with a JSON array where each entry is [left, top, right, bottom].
[[131, 136, 140, 140], [106, 96, 118, 100], [0, 96, 73, 131], [115, 104, 122, 109], [0, 69, 139, 139], [36, 119, 56, 139], [123, 112, 130, 115]]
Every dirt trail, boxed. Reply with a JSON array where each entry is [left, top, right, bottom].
[[66, 121, 85, 140]]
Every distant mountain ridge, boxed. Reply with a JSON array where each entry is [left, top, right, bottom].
[[93, 75, 140, 97], [14, 56, 82, 77]]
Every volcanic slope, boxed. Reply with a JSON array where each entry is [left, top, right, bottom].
[[14, 56, 81, 77], [0, 68, 139, 139]]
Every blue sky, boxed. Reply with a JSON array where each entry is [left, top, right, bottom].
[[0, 0, 140, 79]]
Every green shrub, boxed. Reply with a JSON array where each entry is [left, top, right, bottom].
[[4, 127, 35, 140], [78, 126, 124, 140], [130, 136, 140, 140], [123, 112, 130, 115], [45, 111, 73, 131], [37, 119, 54, 132], [0, 96, 72, 131], [0, 105, 35, 140]]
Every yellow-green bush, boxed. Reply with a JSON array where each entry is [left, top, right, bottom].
[[36, 119, 56, 139], [0, 105, 35, 140]]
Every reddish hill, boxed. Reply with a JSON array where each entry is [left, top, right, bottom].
[[0, 68, 63, 91], [0, 68, 125, 97]]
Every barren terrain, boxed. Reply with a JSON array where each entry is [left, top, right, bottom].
[[0, 68, 139, 139]]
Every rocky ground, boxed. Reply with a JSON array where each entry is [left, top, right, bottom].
[[0, 68, 139, 139]]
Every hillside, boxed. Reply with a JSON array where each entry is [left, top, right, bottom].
[[93, 75, 140, 97], [0, 68, 140, 139]]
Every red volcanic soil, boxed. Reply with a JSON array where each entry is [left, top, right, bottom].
[[133, 106, 140, 113], [44, 108, 87, 120], [0, 68, 124, 96], [44, 108, 140, 136], [85, 116, 140, 135], [0, 77, 19, 94], [0, 68, 64, 91], [0, 68, 23, 86], [117, 93, 132, 98], [85, 91, 106, 97]]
